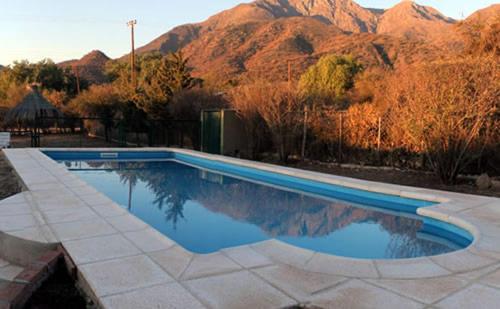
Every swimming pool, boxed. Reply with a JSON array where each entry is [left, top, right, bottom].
[[45, 150, 473, 259]]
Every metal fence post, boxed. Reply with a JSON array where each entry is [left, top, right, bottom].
[[338, 112, 343, 164], [377, 116, 382, 164], [301, 106, 309, 160]]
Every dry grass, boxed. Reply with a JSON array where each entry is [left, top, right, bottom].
[[10, 134, 120, 148], [0, 152, 22, 199]]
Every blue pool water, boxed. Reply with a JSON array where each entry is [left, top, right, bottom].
[[47, 151, 473, 259]]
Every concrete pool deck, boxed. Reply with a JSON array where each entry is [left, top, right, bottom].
[[1, 147, 500, 308]]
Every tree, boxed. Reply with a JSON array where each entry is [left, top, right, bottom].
[[383, 57, 499, 184], [69, 84, 122, 141], [126, 51, 201, 121], [156, 51, 198, 96], [299, 55, 362, 107], [231, 81, 304, 162], [229, 83, 269, 159], [4, 59, 83, 95]]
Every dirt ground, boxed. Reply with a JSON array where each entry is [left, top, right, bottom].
[[0, 152, 22, 200], [286, 161, 500, 198], [11, 134, 120, 148]]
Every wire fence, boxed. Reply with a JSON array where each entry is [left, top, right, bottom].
[[4, 116, 200, 149]]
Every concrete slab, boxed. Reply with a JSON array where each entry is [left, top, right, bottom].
[[436, 284, 500, 309], [43, 207, 99, 224], [0, 265, 23, 281], [430, 250, 496, 273], [375, 257, 451, 279], [305, 253, 379, 278], [51, 217, 116, 241], [181, 252, 242, 280], [222, 245, 273, 269], [148, 246, 193, 279], [253, 264, 347, 301], [105, 215, 149, 233], [63, 234, 141, 265], [101, 282, 206, 309], [79, 255, 174, 297], [0, 214, 37, 232], [367, 276, 469, 304], [306, 279, 424, 309], [123, 228, 175, 253], [184, 270, 295, 309]]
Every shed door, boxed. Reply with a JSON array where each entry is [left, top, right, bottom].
[[202, 111, 222, 154]]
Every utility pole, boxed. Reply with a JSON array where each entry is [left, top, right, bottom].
[[127, 19, 137, 89]]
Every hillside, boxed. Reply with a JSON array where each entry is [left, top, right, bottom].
[[122, 1, 498, 85], [131, 0, 467, 85], [465, 4, 500, 26], [59, 50, 111, 84], [376, 1, 456, 41]]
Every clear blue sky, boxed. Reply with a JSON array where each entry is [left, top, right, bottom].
[[0, 0, 497, 65]]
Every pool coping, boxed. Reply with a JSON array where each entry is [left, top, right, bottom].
[[2, 147, 500, 308]]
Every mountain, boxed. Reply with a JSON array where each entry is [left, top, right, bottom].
[[136, 0, 379, 56], [376, 1, 456, 41], [464, 4, 500, 26], [59, 50, 111, 84], [131, 0, 462, 85], [457, 4, 500, 55]]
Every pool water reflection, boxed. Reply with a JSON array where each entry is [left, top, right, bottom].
[[64, 160, 467, 259]]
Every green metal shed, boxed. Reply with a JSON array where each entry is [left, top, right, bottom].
[[201, 109, 247, 157]]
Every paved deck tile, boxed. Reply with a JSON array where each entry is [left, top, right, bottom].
[[436, 284, 500, 309], [123, 228, 175, 253], [430, 250, 497, 273], [366, 276, 469, 304], [480, 267, 500, 289], [101, 283, 206, 309], [457, 264, 500, 280], [0, 202, 32, 216], [305, 253, 379, 278], [375, 257, 450, 279], [43, 207, 99, 224], [105, 215, 149, 232], [181, 252, 242, 280], [0, 259, 8, 268], [148, 246, 193, 279], [63, 234, 141, 265], [306, 279, 424, 309], [79, 255, 174, 297], [253, 264, 347, 302], [0, 265, 24, 281], [0, 214, 37, 232], [51, 217, 116, 241], [251, 240, 314, 267], [184, 270, 295, 309], [8, 226, 52, 243], [90, 203, 127, 218], [222, 245, 273, 269]]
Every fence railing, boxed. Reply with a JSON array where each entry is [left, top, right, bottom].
[[6, 116, 200, 149]]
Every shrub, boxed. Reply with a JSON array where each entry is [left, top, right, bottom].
[[383, 57, 499, 184]]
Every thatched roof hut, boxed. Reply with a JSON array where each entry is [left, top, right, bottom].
[[5, 85, 63, 127]]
